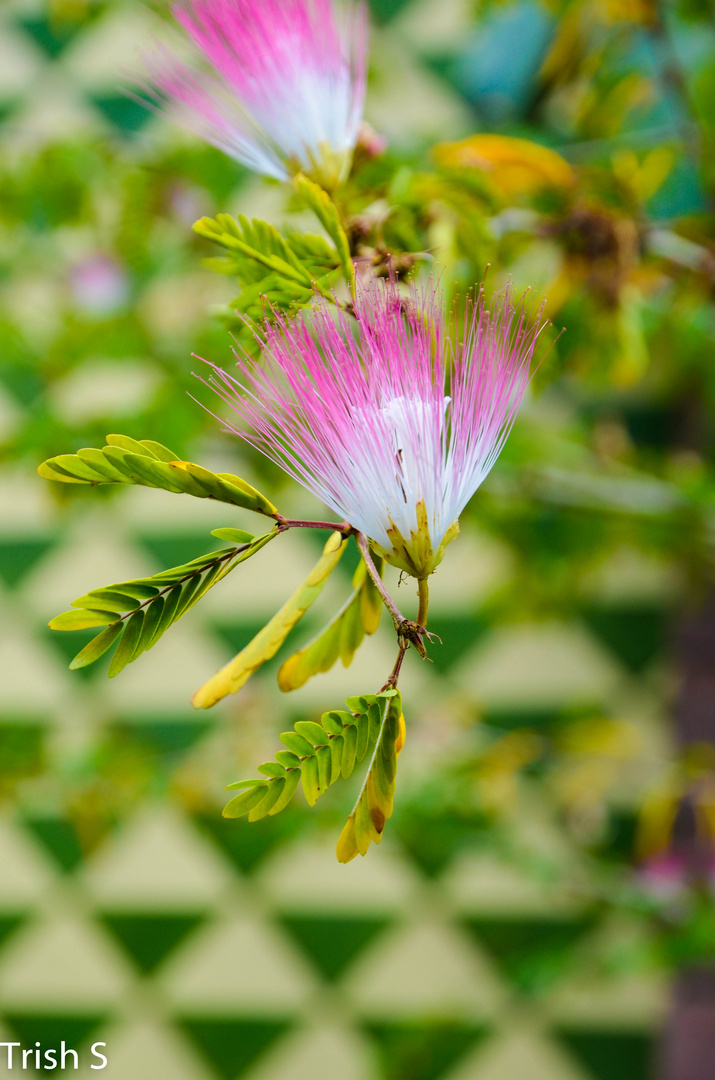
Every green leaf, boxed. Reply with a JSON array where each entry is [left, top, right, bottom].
[[108, 610, 144, 678], [275, 750, 301, 769], [294, 720, 329, 746], [277, 558, 382, 692], [248, 778, 287, 821], [257, 762, 286, 779], [72, 589, 141, 613], [51, 531, 279, 675], [341, 723, 358, 780], [136, 596, 164, 653], [356, 712, 370, 761], [69, 622, 123, 670], [294, 173, 355, 291], [150, 584, 181, 648], [223, 785, 270, 818], [38, 437, 278, 518], [280, 731, 315, 757], [337, 692, 404, 864], [302, 754, 321, 807], [322, 711, 348, 735], [220, 691, 388, 824], [211, 528, 255, 544], [192, 531, 347, 709], [269, 768, 301, 815], [49, 608, 120, 631], [193, 212, 343, 328], [224, 779, 267, 791], [316, 744, 332, 791]]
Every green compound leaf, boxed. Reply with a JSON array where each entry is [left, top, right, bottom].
[[337, 692, 406, 864], [192, 531, 347, 709], [222, 693, 386, 825], [193, 213, 342, 328], [38, 435, 277, 518], [50, 531, 279, 677], [293, 173, 355, 292], [277, 557, 383, 692]]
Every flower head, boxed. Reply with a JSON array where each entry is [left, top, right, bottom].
[[202, 279, 546, 578], [148, 0, 368, 187]]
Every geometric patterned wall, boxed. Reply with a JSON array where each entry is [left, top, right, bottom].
[[0, 2, 673, 1078], [0, 462, 671, 1080]]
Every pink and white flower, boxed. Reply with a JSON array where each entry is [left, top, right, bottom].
[[149, 0, 368, 187], [201, 280, 547, 578]]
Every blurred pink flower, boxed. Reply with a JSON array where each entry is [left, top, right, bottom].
[[69, 255, 129, 317], [201, 279, 546, 578], [149, 0, 368, 186]]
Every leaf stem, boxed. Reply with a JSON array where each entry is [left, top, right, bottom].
[[277, 516, 352, 533], [380, 645, 409, 692], [356, 532, 406, 630], [116, 544, 256, 624]]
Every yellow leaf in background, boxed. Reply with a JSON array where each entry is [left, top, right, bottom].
[[192, 531, 347, 709], [601, 0, 656, 25], [434, 135, 574, 198]]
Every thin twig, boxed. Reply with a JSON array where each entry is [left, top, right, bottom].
[[356, 532, 407, 630]]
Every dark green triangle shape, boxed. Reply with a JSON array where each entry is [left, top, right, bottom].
[[481, 705, 565, 732], [365, 1021, 490, 1080], [4, 1013, 106, 1053], [279, 914, 391, 980], [0, 722, 45, 782], [101, 913, 206, 974], [193, 811, 301, 875], [111, 717, 213, 756], [420, 615, 490, 674], [91, 93, 152, 135], [180, 1018, 291, 1080], [0, 914, 25, 949], [394, 805, 489, 878], [211, 620, 276, 658], [0, 539, 54, 587], [44, 626, 115, 682], [463, 916, 597, 994], [556, 1028, 654, 1080], [138, 534, 223, 572], [23, 816, 84, 872], [18, 17, 84, 58], [368, 0, 415, 25], [581, 604, 667, 673]]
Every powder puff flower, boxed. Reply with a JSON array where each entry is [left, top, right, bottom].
[[201, 279, 547, 579], [148, 0, 368, 188]]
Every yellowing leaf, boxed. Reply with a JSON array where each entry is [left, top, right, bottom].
[[277, 557, 382, 692], [337, 692, 403, 864], [434, 135, 574, 198], [192, 532, 347, 709]]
